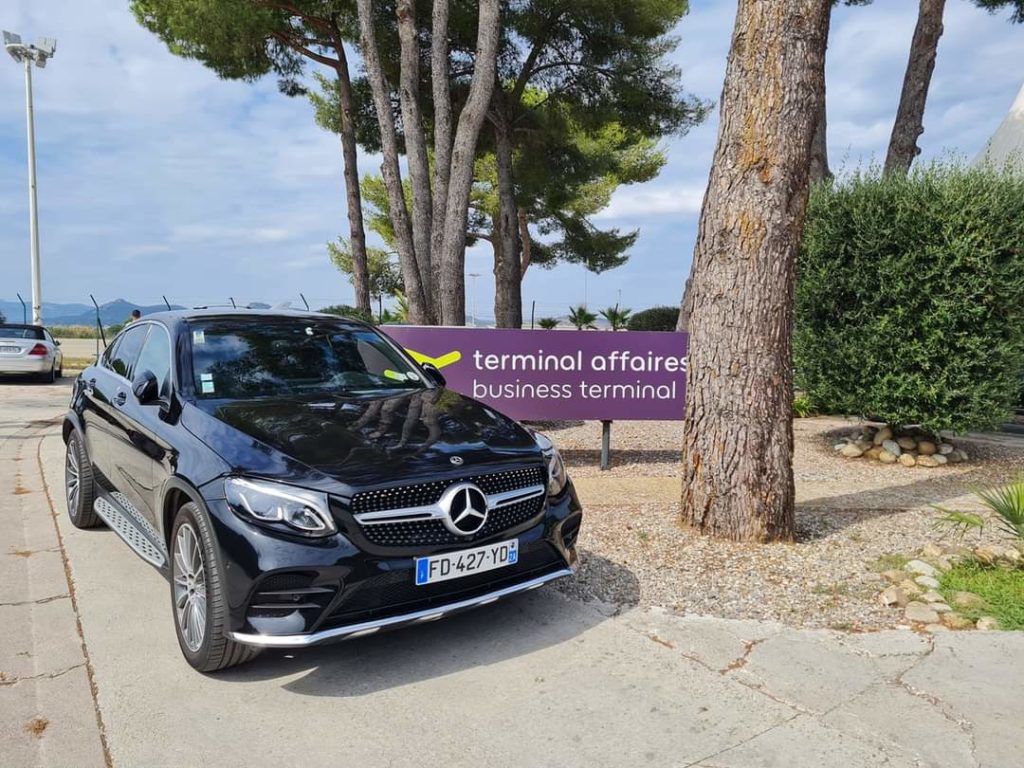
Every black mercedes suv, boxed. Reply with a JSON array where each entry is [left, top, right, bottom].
[[63, 310, 581, 671]]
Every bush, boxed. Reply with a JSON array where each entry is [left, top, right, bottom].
[[48, 325, 100, 339], [627, 306, 679, 332], [795, 164, 1024, 433], [318, 304, 373, 323]]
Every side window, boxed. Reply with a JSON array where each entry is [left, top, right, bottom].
[[134, 326, 173, 398], [101, 336, 122, 371], [109, 326, 147, 380]]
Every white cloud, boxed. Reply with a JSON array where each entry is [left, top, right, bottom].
[[593, 186, 705, 220]]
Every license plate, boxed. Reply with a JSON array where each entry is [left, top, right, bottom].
[[415, 539, 519, 585], [0, 346, 20, 354]]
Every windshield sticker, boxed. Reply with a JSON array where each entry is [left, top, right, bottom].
[[200, 373, 213, 382], [201, 380, 215, 394], [383, 369, 407, 381], [192, 330, 206, 345]]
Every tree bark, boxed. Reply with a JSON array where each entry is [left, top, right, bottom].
[[681, 0, 830, 542], [676, 273, 692, 331], [492, 113, 523, 328], [396, 0, 435, 319], [355, 0, 430, 324], [332, 46, 371, 314], [437, 0, 501, 326], [518, 209, 531, 278], [884, 0, 945, 176], [808, 96, 831, 184], [430, 0, 453, 313]]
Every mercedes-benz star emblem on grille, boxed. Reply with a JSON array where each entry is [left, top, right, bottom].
[[449, 456, 464, 466], [439, 483, 489, 536]]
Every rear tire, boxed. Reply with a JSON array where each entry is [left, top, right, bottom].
[[65, 432, 101, 529], [170, 502, 260, 672]]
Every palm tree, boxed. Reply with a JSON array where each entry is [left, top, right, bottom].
[[538, 318, 559, 330], [568, 306, 597, 330], [600, 305, 632, 331]]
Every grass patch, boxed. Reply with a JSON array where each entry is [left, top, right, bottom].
[[62, 356, 95, 370], [939, 561, 1024, 630], [868, 553, 909, 573]]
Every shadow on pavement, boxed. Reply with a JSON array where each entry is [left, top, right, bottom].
[[216, 555, 636, 697]]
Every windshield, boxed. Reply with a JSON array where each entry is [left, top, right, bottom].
[[188, 319, 427, 399], [0, 325, 44, 340]]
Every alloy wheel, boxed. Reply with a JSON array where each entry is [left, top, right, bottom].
[[173, 524, 208, 652], [65, 440, 80, 513]]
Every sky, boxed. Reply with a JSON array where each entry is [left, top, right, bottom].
[[0, 0, 1022, 323]]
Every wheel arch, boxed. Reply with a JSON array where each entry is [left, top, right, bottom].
[[62, 411, 84, 444], [160, 477, 210, 548]]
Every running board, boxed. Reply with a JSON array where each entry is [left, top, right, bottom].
[[93, 491, 168, 568]]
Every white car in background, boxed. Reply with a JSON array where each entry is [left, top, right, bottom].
[[0, 324, 64, 382]]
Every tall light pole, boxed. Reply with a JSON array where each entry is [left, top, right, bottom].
[[4, 32, 56, 326], [468, 273, 480, 327]]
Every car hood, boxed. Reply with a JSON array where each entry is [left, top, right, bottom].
[[186, 388, 542, 489]]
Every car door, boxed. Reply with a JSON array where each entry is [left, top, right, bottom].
[[106, 323, 175, 526], [84, 325, 147, 487]]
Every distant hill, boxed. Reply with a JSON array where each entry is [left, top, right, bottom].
[[0, 298, 185, 327]]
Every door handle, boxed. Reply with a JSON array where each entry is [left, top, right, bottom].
[[114, 390, 128, 407]]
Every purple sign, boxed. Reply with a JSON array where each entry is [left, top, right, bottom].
[[384, 326, 688, 421]]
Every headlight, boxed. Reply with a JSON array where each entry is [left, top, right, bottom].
[[224, 477, 337, 536], [530, 429, 568, 497]]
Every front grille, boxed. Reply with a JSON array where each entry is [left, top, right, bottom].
[[323, 539, 564, 627], [350, 465, 546, 548], [246, 571, 337, 619], [351, 465, 544, 514]]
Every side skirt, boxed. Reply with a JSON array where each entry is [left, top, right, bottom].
[[93, 491, 168, 569]]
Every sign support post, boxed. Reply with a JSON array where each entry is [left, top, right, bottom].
[[600, 420, 612, 471]]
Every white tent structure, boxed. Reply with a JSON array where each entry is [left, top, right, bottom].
[[973, 82, 1024, 169]]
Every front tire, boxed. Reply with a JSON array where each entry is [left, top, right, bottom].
[[65, 432, 100, 528], [170, 502, 260, 672]]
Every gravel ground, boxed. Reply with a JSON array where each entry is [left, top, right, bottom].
[[539, 416, 1024, 630]]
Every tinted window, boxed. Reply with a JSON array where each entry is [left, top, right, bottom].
[[134, 325, 173, 398], [0, 325, 44, 340], [189, 319, 426, 399], [109, 326, 147, 379]]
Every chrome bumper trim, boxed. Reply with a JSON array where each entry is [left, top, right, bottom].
[[229, 567, 574, 648]]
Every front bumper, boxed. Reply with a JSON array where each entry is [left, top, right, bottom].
[[204, 481, 582, 648]]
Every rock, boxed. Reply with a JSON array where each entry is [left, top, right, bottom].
[[904, 602, 940, 624], [899, 579, 924, 598], [938, 443, 955, 455], [906, 559, 939, 578], [863, 425, 878, 437], [840, 444, 864, 458], [931, 454, 948, 465], [881, 439, 902, 456], [879, 586, 907, 607], [974, 545, 1001, 565], [899, 453, 916, 467], [881, 569, 905, 583], [920, 590, 945, 603], [916, 455, 940, 468], [921, 543, 945, 559], [914, 575, 941, 590], [924, 623, 949, 632], [933, 556, 952, 572], [897, 436, 917, 450], [929, 602, 952, 614], [956, 449, 969, 462], [1001, 548, 1022, 565], [952, 591, 986, 610], [873, 426, 893, 445], [945, 450, 963, 464], [854, 439, 873, 452], [833, 443, 846, 452], [941, 612, 974, 630], [878, 449, 898, 464], [864, 446, 884, 461], [975, 616, 1000, 631], [917, 440, 937, 455]]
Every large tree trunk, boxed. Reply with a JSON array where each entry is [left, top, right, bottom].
[[355, 0, 430, 324], [681, 0, 830, 542], [492, 113, 523, 328], [430, 0, 453, 314], [884, 0, 945, 176], [437, 0, 500, 325], [396, 0, 435, 319], [333, 49, 371, 314], [518, 209, 531, 278], [808, 97, 831, 184]]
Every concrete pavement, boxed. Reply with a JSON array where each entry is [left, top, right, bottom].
[[2, 380, 1022, 767]]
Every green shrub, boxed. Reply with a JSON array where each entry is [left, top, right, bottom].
[[538, 318, 559, 330], [48, 325, 100, 339], [318, 304, 373, 323], [627, 306, 679, 332], [796, 164, 1024, 433], [793, 394, 815, 418]]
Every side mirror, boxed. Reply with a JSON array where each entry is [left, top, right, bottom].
[[420, 363, 446, 388], [132, 369, 160, 405]]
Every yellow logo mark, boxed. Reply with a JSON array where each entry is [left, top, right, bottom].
[[406, 348, 462, 369]]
